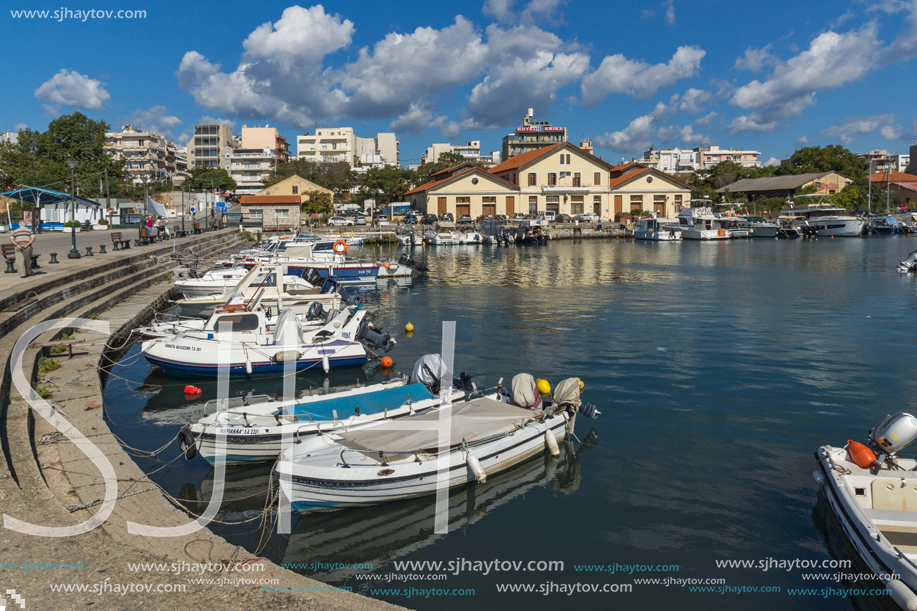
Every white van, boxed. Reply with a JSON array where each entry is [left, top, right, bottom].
[[543, 210, 556, 222]]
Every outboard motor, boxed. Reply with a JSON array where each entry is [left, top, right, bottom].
[[302, 267, 326, 289], [320, 278, 339, 295], [411, 354, 450, 394], [357, 322, 396, 353], [397, 254, 427, 273], [898, 250, 917, 273], [306, 301, 327, 321], [870, 413, 917, 456]]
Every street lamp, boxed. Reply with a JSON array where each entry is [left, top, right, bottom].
[[141, 175, 148, 242], [181, 183, 185, 235], [66, 160, 80, 259]]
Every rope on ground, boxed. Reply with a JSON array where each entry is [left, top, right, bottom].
[[68, 486, 158, 513]]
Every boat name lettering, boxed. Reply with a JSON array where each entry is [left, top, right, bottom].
[[218, 428, 261, 435], [164, 344, 201, 351]]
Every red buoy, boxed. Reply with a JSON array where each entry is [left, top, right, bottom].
[[381, 356, 393, 368], [848, 440, 877, 469], [184, 385, 202, 395]]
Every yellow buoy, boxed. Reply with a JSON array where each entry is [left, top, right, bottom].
[[576, 377, 584, 392], [405, 322, 414, 332], [536, 378, 551, 395]]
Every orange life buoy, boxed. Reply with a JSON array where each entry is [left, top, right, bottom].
[[333, 240, 348, 255]]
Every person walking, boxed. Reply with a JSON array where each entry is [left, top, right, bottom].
[[9, 223, 35, 278]]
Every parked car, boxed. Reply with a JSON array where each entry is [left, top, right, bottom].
[[495, 214, 508, 221], [373, 213, 389, 226], [423, 213, 437, 224], [458, 214, 473, 224], [328, 216, 355, 227], [355, 215, 367, 225], [404, 214, 418, 225], [543, 210, 556, 222], [440, 212, 454, 222], [556, 214, 572, 223], [512, 213, 527, 219], [576, 213, 600, 223], [476, 214, 494, 222]]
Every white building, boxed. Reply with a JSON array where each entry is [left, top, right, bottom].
[[894, 153, 912, 173], [296, 128, 399, 167], [423, 141, 501, 165], [639, 145, 761, 174], [221, 147, 278, 195], [105, 125, 180, 185], [0, 131, 17, 144]]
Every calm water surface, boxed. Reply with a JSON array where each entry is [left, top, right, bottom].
[[104, 235, 917, 611]]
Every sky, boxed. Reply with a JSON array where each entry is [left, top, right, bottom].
[[3, 0, 917, 167]]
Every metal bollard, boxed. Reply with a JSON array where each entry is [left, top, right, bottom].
[[85, 246, 94, 256], [49, 253, 59, 264], [111, 242, 119, 251], [5, 259, 14, 273], [99, 244, 107, 254]]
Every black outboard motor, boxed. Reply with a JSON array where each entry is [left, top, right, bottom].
[[302, 267, 326, 289], [453, 371, 475, 392], [357, 321, 396, 353], [397, 254, 427, 273], [319, 278, 339, 295], [306, 301, 327, 321]]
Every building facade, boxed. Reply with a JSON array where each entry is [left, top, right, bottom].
[[256, 174, 334, 204], [222, 147, 279, 195], [501, 109, 568, 160], [240, 195, 302, 230], [405, 143, 690, 219], [187, 123, 234, 169], [105, 125, 179, 185], [640, 145, 761, 174], [423, 141, 501, 165], [296, 128, 399, 167], [240, 125, 290, 164]]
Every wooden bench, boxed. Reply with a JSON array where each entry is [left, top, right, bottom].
[[110, 232, 131, 251], [138, 226, 156, 245], [1, 243, 40, 271]]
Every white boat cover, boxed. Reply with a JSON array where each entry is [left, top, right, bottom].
[[512, 373, 542, 410], [337, 397, 536, 454], [436, 221, 456, 229], [412, 354, 448, 387], [273, 308, 304, 345], [553, 378, 581, 409]]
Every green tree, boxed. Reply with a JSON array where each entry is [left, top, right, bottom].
[[776, 145, 866, 180], [355, 166, 415, 205], [414, 152, 469, 185], [186, 167, 236, 194], [0, 112, 125, 194], [302, 190, 332, 214]]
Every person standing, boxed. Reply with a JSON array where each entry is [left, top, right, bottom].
[[10, 223, 35, 278]]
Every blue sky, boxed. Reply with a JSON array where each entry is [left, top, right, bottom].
[[3, 0, 917, 166]]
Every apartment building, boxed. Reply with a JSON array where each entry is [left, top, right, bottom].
[[296, 128, 399, 167], [423, 141, 501, 165], [222, 147, 279, 195], [501, 109, 568, 160], [187, 123, 233, 169], [105, 124, 179, 184], [241, 125, 290, 164], [640, 145, 761, 174]]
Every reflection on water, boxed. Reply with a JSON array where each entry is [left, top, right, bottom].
[[104, 236, 917, 611]]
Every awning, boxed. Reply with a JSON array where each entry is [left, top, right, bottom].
[[0, 186, 101, 208]]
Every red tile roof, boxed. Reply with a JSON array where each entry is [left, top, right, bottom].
[[489, 143, 564, 175], [404, 167, 519, 196], [431, 161, 477, 179], [869, 171, 917, 183], [240, 195, 301, 204]]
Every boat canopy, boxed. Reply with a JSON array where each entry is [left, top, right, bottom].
[[282, 383, 434, 418], [336, 397, 537, 454], [435, 221, 456, 229]]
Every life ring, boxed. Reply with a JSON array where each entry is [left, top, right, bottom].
[[333, 240, 348, 255], [177, 426, 197, 460]]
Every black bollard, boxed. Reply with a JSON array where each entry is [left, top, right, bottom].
[[5, 259, 15, 273], [99, 244, 106, 254], [85, 246, 93, 256], [49, 253, 59, 264]]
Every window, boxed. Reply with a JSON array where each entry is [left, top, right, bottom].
[[573, 173, 581, 187], [571, 195, 584, 214], [249, 209, 263, 220], [528, 173, 536, 186], [674, 194, 683, 208], [630, 195, 643, 211], [482, 196, 496, 203], [548, 173, 557, 186], [216, 314, 260, 331], [594, 172, 601, 186], [559, 153, 571, 165], [654, 195, 666, 213], [529, 196, 538, 214], [276, 209, 289, 219], [546, 196, 559, 204], [456, 197, 470, 204]]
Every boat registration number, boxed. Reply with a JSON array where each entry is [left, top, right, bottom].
[[218, 428, 262, 435], [164, 344, 201, 351]]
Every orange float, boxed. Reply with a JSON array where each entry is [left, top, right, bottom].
[[847, 440, 878, 469], [333, 240, 348, 255], [184, 385, 202, 394], [381, 356, 393, 368]]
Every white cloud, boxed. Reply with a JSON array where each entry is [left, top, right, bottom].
[[199, 115, 237, 130], [728, 115, 779, 134], [663, 0, 676, 24], [733, 45, 774, 72], [796, 135, 809, 146], [764, 157, 781, 167], [389, 103, 460, 137], [657, 123, 707, 145], [126, 106, 182, 138], [594, 115, 656, 154], [822, 114, 900, 144], [651, 88, 711, 120], [695, 111, 718, 127], [176, 51, 219, 90], [242, 5, 355, 73], [483, 0, 516, 21], [34, 69, 110, 110], [581, 45, 706, 105], [730, 25, 880, 123], [884, 0, 917, 63], [483, 0, 566, 25], [14, 123, 27, 131]]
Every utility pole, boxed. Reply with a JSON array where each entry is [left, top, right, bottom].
[[104, 168, 111, 226]]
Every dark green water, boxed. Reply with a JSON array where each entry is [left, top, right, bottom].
[[105, 236, 917, 610]]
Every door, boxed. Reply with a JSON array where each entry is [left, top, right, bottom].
[[505, 196, 514, 216], [437, 197, 447, 215], [546, 202, 559, 213], [456, 204, 470, 217], [593, 199, 601, 215], [483, 204, 496, 217], [614, 195, 623, 215]]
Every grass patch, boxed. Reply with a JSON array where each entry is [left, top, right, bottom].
[[37, 356, 60, 374], [49, 344, 67, 355], [35, 385, 53, 399], [163, 273, 171, 281]]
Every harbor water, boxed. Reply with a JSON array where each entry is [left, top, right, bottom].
[[104, 235, 917, 610]]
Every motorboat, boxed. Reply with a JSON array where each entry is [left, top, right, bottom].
[[633, 217, 681, 241], [178, 355, 473, 464], [871, 216, 902, 235], [459, 229, 486, 244], [141, 302, 395, 377], [779, 196, 865, 237], [276, 375, 599, 512], [777, 215, 804, 238], [230, 243, 382, 285], [738, 216, 780, 238], [676, 201, 734, 240], [814, 413, 917, 610], [423, 221, 462, 245], [174, 267, 315, 298], [173, 265, 344, 318], [396, 228, 419, 247]]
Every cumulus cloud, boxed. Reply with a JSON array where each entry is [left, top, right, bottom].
[[199, 115, 237, 130], [483, 0, 566, 25], [796, 135, 809, 146], [581, 45, 706, 105], [651, 88, 711, 120], [657, 123, 707, 145], [594, 113, 709, 153], [822, 114, 901, 144], [126, 106, 182, 138], [730, 25, 881, 123], [389, 103, 460, 137], [34, 69, 110, 111], [695, 111, 718, 127], [663, 0, 676, 24], [764, 157, 781, 167], [884, 0, 917, 63], [14, 123, 27, 131], [733, 45, 774, 71], [483, 0, 516, 21], [728, 115, 779, 134]]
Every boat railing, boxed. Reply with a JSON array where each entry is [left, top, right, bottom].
[[203, 394, 273, 415]]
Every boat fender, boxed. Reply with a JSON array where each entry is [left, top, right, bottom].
[[245, 355, 253, 375], [177, 426, 196, 460], [887, 579, 917, 611], [466, 450, 486, 483], [184, 385, 202, 395], [545, 428, 560, 457], [812, 470, 825, 486], [274, 350, 302, 364], [847, 440, 879, 470], [321, 353, 330, 373]]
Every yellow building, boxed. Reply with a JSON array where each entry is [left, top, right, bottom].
[[256, 174, 334, 205], [404, 143, 691, 219]]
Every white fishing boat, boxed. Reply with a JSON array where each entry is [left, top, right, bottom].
[[634, 217, 681, 241], [174, 267, 314, 298], [141, 303, 394, 377], [738, 215, 780, 238], [423, 221, 462, 245], [676, 200, 734, 240], [780, 195, 865, 237], [276, 375, 599, 512], [459, 229, 485, 244], [178, 355, 474, 464], [814, 413, 917, 610]]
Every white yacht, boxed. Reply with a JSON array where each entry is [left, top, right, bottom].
[[423, 221, 462, 245], [738, 216, 780, 238], [780, 195, 865, 237], [676, 201, 734, 240], [633, 217, 681, 241]]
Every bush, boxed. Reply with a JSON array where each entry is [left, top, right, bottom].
[[36, 385, 53, 399], [63, 221, 75, 228], [38, 356, 59, 374], [97, 219, 109, 226]]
